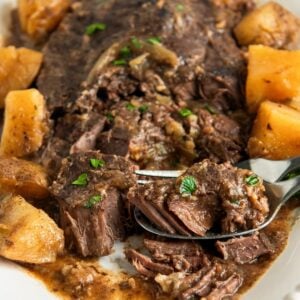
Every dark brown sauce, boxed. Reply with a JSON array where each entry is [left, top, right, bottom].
[[21, 200, 299, 300]]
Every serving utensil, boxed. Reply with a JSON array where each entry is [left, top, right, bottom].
[[134, 157, 300, 240]]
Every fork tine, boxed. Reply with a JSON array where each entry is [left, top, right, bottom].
[[135, 170, 184, 178]]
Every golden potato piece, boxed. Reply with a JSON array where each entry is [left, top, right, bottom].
[[0, 157, 49, 199], [246, 45, 300, 113], [0, 89, 49, 157], [0, 195, 64, 264], [18, 0, 70, 40], [248, 101, 300, 159], [0, 46, 43, 107], [234, 2, 300, 49]]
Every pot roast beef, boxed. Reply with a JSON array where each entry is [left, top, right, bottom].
[[128, 159, 269, 236], [51, 151, 136, 256]]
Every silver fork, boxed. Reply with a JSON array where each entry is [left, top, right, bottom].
[[135, 156, 300, 183], [134, 157, 300, 240]]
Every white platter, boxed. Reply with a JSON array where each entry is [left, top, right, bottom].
[[0, 0, 300, 299]]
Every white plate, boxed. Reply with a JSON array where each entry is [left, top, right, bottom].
[[1, 1, 300, 299]]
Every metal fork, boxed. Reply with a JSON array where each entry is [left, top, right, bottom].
[[134, 157, 300, 240], [135, 156, 300, 183]]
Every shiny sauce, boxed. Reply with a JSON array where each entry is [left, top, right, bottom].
[[22, 200, 299, 300]]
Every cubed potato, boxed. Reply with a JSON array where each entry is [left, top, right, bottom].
[[0, 195, 64, 264], [248, 101, 300, 159], [246, 45, 300, 113], [0, 157, 49, 199], [0, 46, 43, 107], [0, 89, 49, 157], [18, 0, 70, 40], [234, 2, 300, 49]]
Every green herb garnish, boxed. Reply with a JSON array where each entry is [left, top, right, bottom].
[[85, 23, 106, 35], [126, 103, 136, 111], [139, 104, 149, 113], [284, 170, 300, 180], [120, 46, 131, 58], [180, 176, 197, 196], [204, 103, 216, 115], [179, 108, 193, 118], [72, 173, 88, 186], [230, 199, 240, 205], [131, 37, 142, 49], [90, 158, 105, 169], [106, 112, 114, 122], [84, 195, 102, 209], [176, 4, 184, 11], [147, 37, 161, 45], [113, 59, 127, 66], [245, 174, 259, 186]]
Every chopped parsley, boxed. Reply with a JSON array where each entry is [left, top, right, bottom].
[[179, 108, 193, 118], [131, 37, 142, 49], [230, 199, 240, 205], [284, 169, 300, 180], [204, 103, 216, 115], [113, 59, 127, 66], [90, 158, 105, 169], [120, 46, 131, 58], [176, 4, 184, 11], [139, 104, 149, 113], [126, 103, 136, 111], [106, 112, 114, 122], [85, 23, 106, 35], [180, 176, 197, 196], [72, 173, 88, 186], [245, 174, 259, 186], [147, 37, 161, 45], [84, 195, 102, 209]]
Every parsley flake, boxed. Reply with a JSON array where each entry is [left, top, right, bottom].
[[113, 59, 127, 66], [245, 174, 259, 186], [204, 104, 216, 115], [84, 195, 102, 209], [180, 176, 197, 196], [176, 4, 184, 11], [106, 112, 114, 122], [85, 23, 106, 35], [90, 158, 105, 169], [139, 104, 149, 113], [126, 103, 136, 111], [120, 46, 131, 58], [72, 173, 88, 186], [284, 169, 300, 180], [230, 199, 240, 205], [147, 37, 161, 45], [179, 108, 193, 118], [131, 37, 142, 49]]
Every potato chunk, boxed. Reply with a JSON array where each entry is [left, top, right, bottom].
[[0, 195, 64, 264], [0, 89, 49, 157], [0, 157, 49, 199], [18, 0, 70, 40], [0, 46, 43, 107], [248, 101, 300, 159], [234, 2, 300, 49], [246, 45, 300, 113]]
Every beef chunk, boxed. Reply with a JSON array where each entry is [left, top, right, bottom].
[[215, 233, 274, 264], [124, 249, 173, 278], [144, 239, 210, 272], [196, 109, 245, 164], [129, 160, 269, 236], [51, 151, 136, 257]]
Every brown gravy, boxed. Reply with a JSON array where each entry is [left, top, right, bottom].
[[22, 200, 299, 300]]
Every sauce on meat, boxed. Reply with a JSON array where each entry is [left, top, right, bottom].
[[22, 200, 299, 300]]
